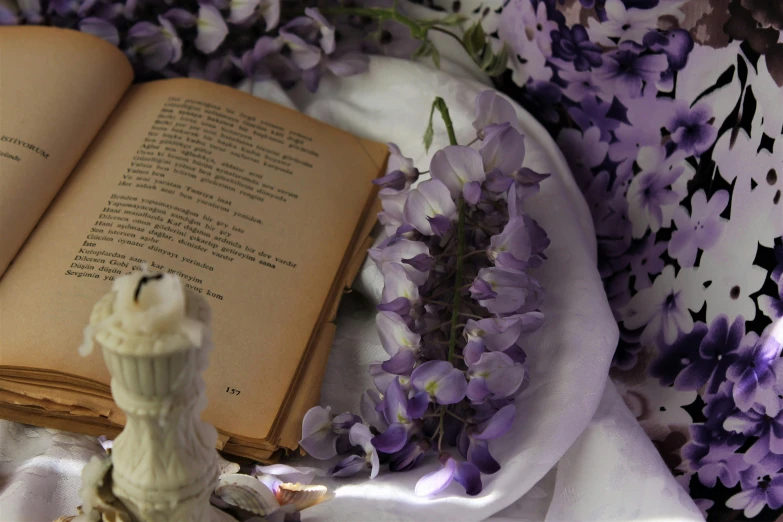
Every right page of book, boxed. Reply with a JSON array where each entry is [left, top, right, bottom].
[[0, 27, 133, 275], [0, 78, 388, 440]]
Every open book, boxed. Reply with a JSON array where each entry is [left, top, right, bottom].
[[0, 27, 388, 462]]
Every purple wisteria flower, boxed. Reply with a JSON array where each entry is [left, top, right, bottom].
[[431, 146, 486, 205], [374, 143, 420, 191], [127, 17, 182, 71], [301, 91, 548, 498], [666, 102, 718, 157], [472, 90, 521, 140], [668, 190, 729, 268], [414, 454, 482, 496]]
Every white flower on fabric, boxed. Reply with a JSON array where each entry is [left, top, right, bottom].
[[622, 266, 704, 346], [676, 42, 741, 126], [668, 189, 730, 268], [498, 1, 553, 86], [587, 0, 667, 47], [718, 143, 783, 250], [694, 243, 769, 324], [750, 56, 783, 137]]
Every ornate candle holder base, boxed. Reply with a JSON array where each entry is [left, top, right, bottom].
[[57, 272, 245, 522]]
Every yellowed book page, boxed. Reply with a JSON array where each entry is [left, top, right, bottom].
[[0, 27, 133, 276], [0, 78, 388, 441]]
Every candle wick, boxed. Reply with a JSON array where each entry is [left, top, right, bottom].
[[134, 273, 164, 303]]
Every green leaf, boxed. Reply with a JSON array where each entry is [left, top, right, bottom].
[[411, 40, 433, 60], [423, 101, 436, 152], [486, 45, 510, 77], [463, 22, 486, 57], [479, 46, 496, 70], [431, 45, 441, 69], [438, 13, 468, 26]]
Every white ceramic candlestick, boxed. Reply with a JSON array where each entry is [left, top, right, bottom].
[[75, 271, 234, 522]]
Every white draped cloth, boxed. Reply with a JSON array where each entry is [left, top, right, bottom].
[[0, 39, 705, 522]]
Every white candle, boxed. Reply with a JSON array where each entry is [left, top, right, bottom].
[[79, 271, 203, 356]]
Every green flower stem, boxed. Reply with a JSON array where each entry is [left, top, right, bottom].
[[447, 199, 466, 363], [427, 97, 466, 451], [322, 6, 428, 39]]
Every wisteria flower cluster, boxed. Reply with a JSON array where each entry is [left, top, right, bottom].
[[300, 91, 549, 496], [1, 0, 507, 91]]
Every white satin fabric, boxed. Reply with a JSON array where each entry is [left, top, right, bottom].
[[0, 41, 703, 522]]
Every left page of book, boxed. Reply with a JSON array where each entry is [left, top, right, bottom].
[[0, 26, 133, 276]]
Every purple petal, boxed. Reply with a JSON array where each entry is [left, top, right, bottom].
[[377, 296, 411, 316], [467, 378, 491, 403], [464, 338, 485, 365], [253, 35, 283, 60], [463, 181, 482, 205], [301, 405, 331, 438], [403, 179, 456, 236], [467, 439, 500, 474], [434, 369, 468, 405], [260, 0, 280, 29], [299, 406, 338, 460], [79, 17, 119, 46], [163, 7, 196, 27], [454, 461, 483, 496], [469, 278, 497, 300], [229, 0, 259, 24], [384, 378, 410, 425], [253, 464, 322, 484], [299, 429, 337, 460], [389, 440, 429, 472], [414, 457, 456, 497], [373, 170, 407, 191], [195, 4, 228, 54], [473, 90, 519, 139], [280, 31, 322, 69], [326, 52, 369, 77], [0, 6, 18, 25], [348, 422, 374, 450], [361, 389, 389, 431], [411, 360, 453, 391], [407, 391, 430, 420], [332, 412, 361, 434], [430, 146, 486, 199], [370, 362, 396, 394], [401, 253, 434, 273], [381, 349, 416, 375], [329, 454, 366, 477], [376, 311, 420, 357], [428, 214, 453, 236], [484, 171, 514, 193], [371, 423, 408, 453], [474, 404, 516, 440], [480, 126, 525, 176]]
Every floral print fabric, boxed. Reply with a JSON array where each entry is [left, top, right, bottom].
[[466, 0, 783, 518]]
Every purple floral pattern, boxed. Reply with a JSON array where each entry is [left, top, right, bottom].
[[488, 0, 782, 518]]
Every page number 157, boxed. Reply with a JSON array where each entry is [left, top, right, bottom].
[[225, 387, 241, 396]]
